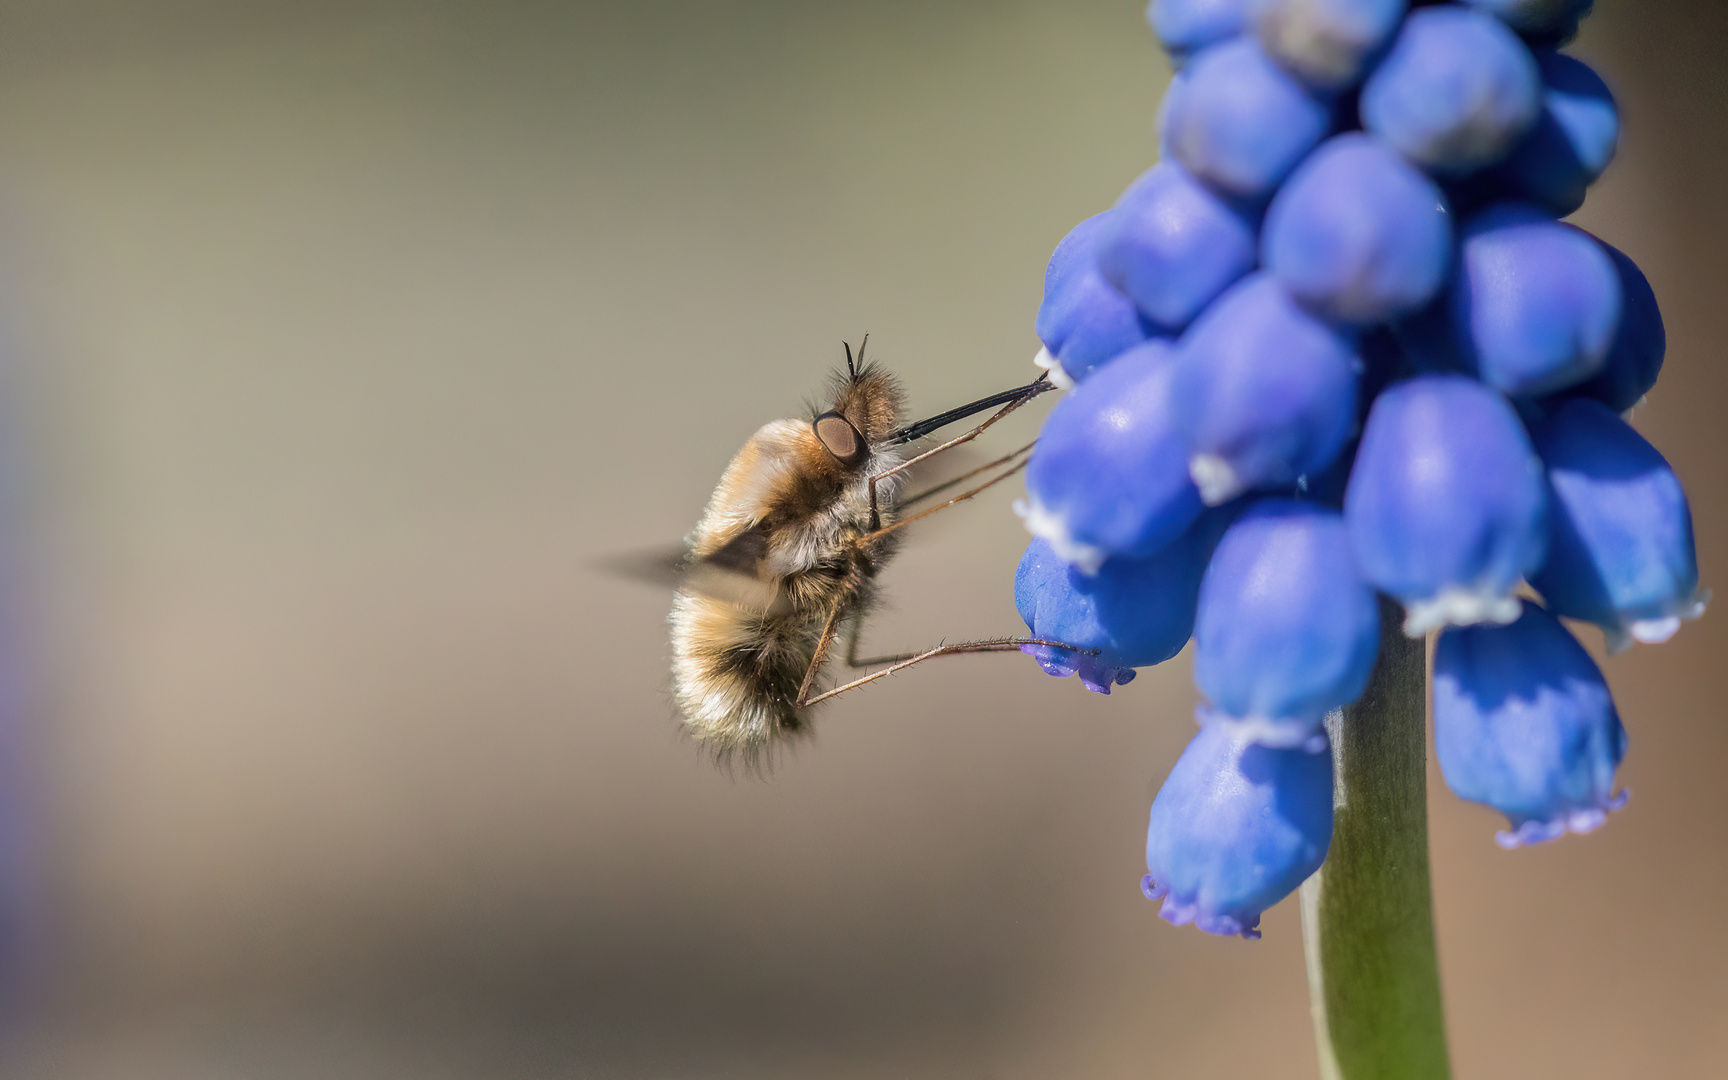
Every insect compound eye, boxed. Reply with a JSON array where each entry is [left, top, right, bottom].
[[813, 412, 865, 464]]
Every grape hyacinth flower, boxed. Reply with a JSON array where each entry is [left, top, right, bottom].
[[1015, 515, 1220, 693], [1033, 212, 1161, 385], [1529, 397, 1706, 651], [1252, 0, 1408, 93], [1162, 37, 1332, 200], [1021, 3, 1697, 1066], [1143, 720, 1334, 939], [1361, 7, 1541, 176], [1346, 374, 1548, 634], [1169, 272, 1359, 504], [1018, 341, 1201, 572], [1192, 500, 1380, 749], [1421, 203, 1623, 397], [1097, 162, 1258, 332], [1434, 600, 1627, 848], [1564, 238, 1665, 413], [1492, 49, 1620, 216], [1263, 133, 1453, 325]]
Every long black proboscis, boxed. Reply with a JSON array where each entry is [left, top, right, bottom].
[[884, 373, 1053, 446]]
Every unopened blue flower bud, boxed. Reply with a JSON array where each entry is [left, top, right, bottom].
[[1020, 341, 1203, 572], [1564, 239, 1664, 413], [1143, 721, 1333, 938], [1345, 375, 1548, 634], [1163, 38, 1332, 200], [1193, 500, 1380, 748], [1015, 517, 1221, 692], [1433, 600, 1627, 848], [1170, 273, 1359, 504], [1034, 212, 1161, 385], [1147, 0, 1251, 62], [1361, 7, 1541, 176], [1495, 51, 1618, 216], [1098, 162, 1259, 331], [1264, 133, 1453, 325], [1253, 0, 1408, 92], [1404, 203, 1621, 397], [1463, 0, 1594, 42], [1529, 397, 1705, 651]]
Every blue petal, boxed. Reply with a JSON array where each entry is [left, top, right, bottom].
[[1560, 239, 1664, 413], [1529, 397, 1705, 650], [1170, 273, 1360, 504], [1021, 341, 1204, 570], [1035, 213, 1162, 383], [1345, 374, 1549, 633], [1098, 162, 1259, 331], [1163, 37, 1333, 200], [1147, 0, 1253, 62], [1264, 133, 1453, 325], [1144, 721, 1334, 938], [1399, 203, 1622, 397], [1015, 516, 1223, 692], [1494, 50, 1618, 215], [1193, 500, 1380, 747], [1361, 7, 1542, 176], [1433, 600, 1627, 847], [1253, 0, 1408, 92], [1462, 0, 1594, 41]]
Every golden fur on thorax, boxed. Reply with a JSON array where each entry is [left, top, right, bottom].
[[670, 366, 906, 761]]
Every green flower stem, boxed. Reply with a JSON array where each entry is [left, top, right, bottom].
[[1299, 597, 1451, 1080]]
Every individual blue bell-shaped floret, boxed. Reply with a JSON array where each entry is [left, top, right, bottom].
[[1529, 397, 1705, 651], [1143, 721, 1333, 939], [1361, 7, 1541, 177], [1403, 203, 1621, 397], [1015, 516, 1221, 693], [1034, 212, 1161, 385], [1162, 37, 1332, 201], [1097, 162, 1259, 332], [1346, 375, 1549, 634], [1146, 0, 1251, 62], [1563, 240, 1664, 413], [1463, 0, 1594, 42], [1494, 51, 1618, 216], [1170, 273, 1359, 505], [1263, 133, 1453, 325], [1193, 501, 1380, 749], [1253, 0, 1408, 92], [1433, 600, 1627, 848], [1019, 341, 1203, 573]]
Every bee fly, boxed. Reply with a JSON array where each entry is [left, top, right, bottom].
[[670, 337, 1088, 762]]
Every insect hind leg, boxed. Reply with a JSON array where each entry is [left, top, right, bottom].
[[807, 634, 1095, 707]]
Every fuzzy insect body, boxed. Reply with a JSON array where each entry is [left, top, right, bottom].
[[671, 366, 907, 753], [668, 343, 1069, 763]]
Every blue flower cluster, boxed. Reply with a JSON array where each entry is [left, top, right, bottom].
[[1015, 0, 1703, 938]]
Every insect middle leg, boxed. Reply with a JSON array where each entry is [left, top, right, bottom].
[[868, 374, 1047, 530], [858, 441, 1034, 549]]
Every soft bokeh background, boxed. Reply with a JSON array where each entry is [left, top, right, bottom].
[[0, 1, 1720, 1076]]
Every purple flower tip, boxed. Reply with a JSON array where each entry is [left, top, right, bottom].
[[1496, 790, 1628, 849], [1020, 643, 1136, 694], [1140, 875, 1262, 939]]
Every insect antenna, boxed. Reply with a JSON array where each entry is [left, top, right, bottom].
[[843, 332, 871, 381]]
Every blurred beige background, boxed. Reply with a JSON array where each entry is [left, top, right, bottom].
[[0, 1, 1719, 1077]]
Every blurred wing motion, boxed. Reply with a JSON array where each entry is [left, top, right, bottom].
[[597, 526, 792, 617]]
